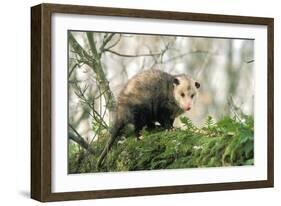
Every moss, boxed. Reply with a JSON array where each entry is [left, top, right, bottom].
[[68, 115, 254, 173]]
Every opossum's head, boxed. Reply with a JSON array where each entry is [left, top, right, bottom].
[[173, 74, 200, 111]]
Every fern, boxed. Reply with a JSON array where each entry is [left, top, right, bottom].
[[205, 116, 215, 128], [180, 116, 196, 131], [69, 115, 254, 173]]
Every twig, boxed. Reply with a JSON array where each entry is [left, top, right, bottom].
[[164, 50, 212, 64], [68, 124, 95, 154], [86, 32, 116, 110], [72, 82, 109, 129], [90, 87, 109, 144], [104, 48, 163, 58], [245, 59, 254, 64], [99, 33, 115, 54], [103, 34, 122, 51], [68, 63, 78, 78], [227, 97, 242, 123]]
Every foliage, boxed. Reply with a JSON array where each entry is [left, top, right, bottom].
[[68, 115, 254, 173]]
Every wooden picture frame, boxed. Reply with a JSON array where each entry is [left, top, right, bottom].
[[31, 3, 274, 202]]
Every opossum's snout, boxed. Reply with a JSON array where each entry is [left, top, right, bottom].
[[181, 99, 193, 111], [183, 103, 192, 111], [177, 97, 194, 112]]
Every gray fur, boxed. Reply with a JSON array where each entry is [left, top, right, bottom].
[[97, 69, 199, 168]]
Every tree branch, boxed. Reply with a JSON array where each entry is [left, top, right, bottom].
[[103, 34, 122, 51], [68, 63, 78, 78], [104, 48, 163, 58], [86, 32, 116, 110], [99, 33, 115, 54], [69, 32, 116, 111], [72, 82, 109, 129], [245, 59, 254, 64], [68, 124, 95, 154]]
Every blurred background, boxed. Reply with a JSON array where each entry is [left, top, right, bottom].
[[68, 31, 254, 142]]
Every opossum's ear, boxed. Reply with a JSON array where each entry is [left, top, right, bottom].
[[173, 77, 180, 86], [195, 81, 200, 89]]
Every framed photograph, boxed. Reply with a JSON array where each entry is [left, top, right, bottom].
[[31, 3, 274, 202]]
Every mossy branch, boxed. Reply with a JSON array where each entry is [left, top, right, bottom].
[[69, 115, 254, 173]]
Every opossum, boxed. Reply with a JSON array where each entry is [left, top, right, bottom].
[[97, 69, 200, 168]]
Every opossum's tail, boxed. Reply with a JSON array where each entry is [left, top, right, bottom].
[[96, 122, 124, 169]]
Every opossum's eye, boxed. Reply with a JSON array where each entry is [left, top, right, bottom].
[[173, 78, 180, 86], [181, 93, 185, 97], [191, 93, 195, 99], [195, 82, 200, 89]]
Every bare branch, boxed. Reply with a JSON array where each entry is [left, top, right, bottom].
[[99, 33, 115, 54], [72, 82, 109, 129], [164, 50, 215, 64], [86, 32, 116, 110], [103, 34, 122, 51], [90, 85, 109, 145], [245, 59, 254, 64], [68, 63, 78, 78], [104, 48, 163, 58], [68, 124, 95, 154], [69, 33, 95, 65]]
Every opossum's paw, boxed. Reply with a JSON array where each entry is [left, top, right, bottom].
[[137, 135, 144, 140], [165, 127, 175, 132]]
